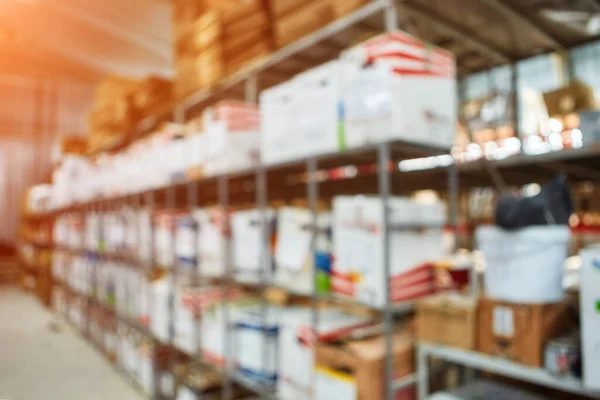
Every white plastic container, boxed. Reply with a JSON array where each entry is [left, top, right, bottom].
[[476, 225, 570, 304]]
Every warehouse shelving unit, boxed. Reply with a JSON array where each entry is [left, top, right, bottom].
[[38, 2, 457, 399], [20, 0, 600, 400], [417, 343, 600, 399]]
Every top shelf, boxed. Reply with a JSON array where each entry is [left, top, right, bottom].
[[24, 142, 600, 219]]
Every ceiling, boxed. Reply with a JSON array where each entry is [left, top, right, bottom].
[[0, 0, 173, 83], [0, 0, 598, 86]]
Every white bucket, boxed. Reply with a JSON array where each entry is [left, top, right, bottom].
[[476, 225, 571, 304]]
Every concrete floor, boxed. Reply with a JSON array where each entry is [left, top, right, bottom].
[[0, 287, 144, 400]]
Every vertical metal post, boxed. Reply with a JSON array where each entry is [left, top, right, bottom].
[[417, 345, 429, 400], [166, 185, 176, 399], [218, 174, 233, 400], [256, 161, 270, 396], [83, 205, 91, 339], [131, 193, 142, 387], [448, 164, 459, 252], [145, 190, 159, 400], [307, 157, 319, 398], [383, 19, 398, 400], [510, 64, 520, 145], [378, 142, 394, 400], [245, 75, 258, 104], [384, 0, 399, 32]]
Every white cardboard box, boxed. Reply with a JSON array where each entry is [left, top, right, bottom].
[[580, 246, 600, 390], [341, 32, 457, 150], [233, 306, 280, 382], [231, 208, 276, 284], [195, 208, 229, 277], [260, 82, 297, 165], [274, 207, 331, 295], [332, 195, 445, 308], [204, 120, 260, 176], [293, 60, 349, 157], [277, 308, 371, 400]]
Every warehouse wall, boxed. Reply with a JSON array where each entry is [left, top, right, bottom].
[[0, 77, 93, 244]]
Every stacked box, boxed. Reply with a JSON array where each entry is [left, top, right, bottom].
[[172, 0, 272, 99], [269, 0, 336, 48], [131, 76, 173, 119], [87, 76, 139, 153]]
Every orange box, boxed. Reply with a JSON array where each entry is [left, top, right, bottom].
[[272, 0, 333, 48]]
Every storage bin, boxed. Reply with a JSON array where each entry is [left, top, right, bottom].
[[476, 225, 570, 303]]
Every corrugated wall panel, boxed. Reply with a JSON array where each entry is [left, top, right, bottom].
[[0, 78, 93, 245]]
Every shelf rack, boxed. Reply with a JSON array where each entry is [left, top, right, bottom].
[[417, 343, 600, 399], [37, 1, 459, 398], [26, 0, 600, 399]]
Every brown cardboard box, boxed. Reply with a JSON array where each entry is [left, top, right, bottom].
[[226, 39, 271, 74], [273, 0, 334, 47], [544, 80, 597, 116], [268, 0, 308, 18], [176, 14, 222, 57], [172, 0, 209, 26], [224, 28, 271, 60], [478, 297, 577, 367], [223, 10, 270, 39], [416, 294, 477, 350], [215, 0, 263, 24], [315, 331, 415, 399], [331, 0, 368, 17]]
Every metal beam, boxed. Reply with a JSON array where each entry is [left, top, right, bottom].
[[400, 2, 512, 64], [480, 0, 565, 50]]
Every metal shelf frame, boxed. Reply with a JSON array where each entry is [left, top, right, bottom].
[[40, 1, 463, 399], [417, 343, 600, 399]]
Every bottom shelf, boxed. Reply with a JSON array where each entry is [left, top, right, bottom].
[[418, 343, 600, 399]]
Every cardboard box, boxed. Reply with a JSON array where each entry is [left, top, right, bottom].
[[224, 9, 270, 39], [579, 246, 600, 390], [274, 207, 331, 295], [293, 60, 348, 157], [478, 297, 577, 367], [544, 80, 597, 116], [578, 110, 600, 145], [331, 0, 368, 17], [213, 0, 264, 24], [231, 208, 277, 284], [332, 196, 446, 308], [341, 32, 457, 150], [278, 308, 372, 400], [314, 331, 415, 400], [259, 81, 297, 165], [416, 294, 477, 350], [224, 28, 271, 61], [176, 15, 222, 57], [260, 60, 353, 165], [273, 0, 334, 48], [268, 0, 308, 18], [225, 39, 271, 75]]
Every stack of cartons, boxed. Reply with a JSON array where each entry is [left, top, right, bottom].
[[87, 76, 140, 152], [268, 0, 369, 48], [131, 77, 173, 120], [269, 0, 334, 48], [172, 0, 272, 99]]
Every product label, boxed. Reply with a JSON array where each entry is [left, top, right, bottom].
[[493, 306, 515, 337], [315, 366, 357, 400]]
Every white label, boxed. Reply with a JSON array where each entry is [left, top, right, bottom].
[[315, 367, 357, 400], [493, 306, 514, 337]]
